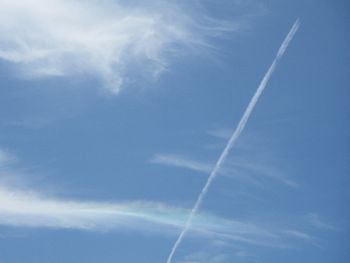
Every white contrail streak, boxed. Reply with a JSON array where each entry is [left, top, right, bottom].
[[165, 19, 300, 263]]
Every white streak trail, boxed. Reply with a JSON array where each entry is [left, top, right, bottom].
[[165, 19, 300, 263]]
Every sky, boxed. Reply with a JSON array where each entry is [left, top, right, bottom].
[[0, 0, 349, 262]]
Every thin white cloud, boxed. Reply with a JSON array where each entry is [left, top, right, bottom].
[[228, 160, 298, 188], [150, 154, 212, 174], [0, 185, 282, 246], [0, 186, 178, 231], [206, 129, 232, 140], [0, 146, 320, 261], [0, 0, 235, 93], [0, 147, 289, 247], [306, 213, 337, 231], [151, 153, 297, 187], [282, 230, 312, 242], [281, 229, 323, 248], [0, 149, 16, 167]]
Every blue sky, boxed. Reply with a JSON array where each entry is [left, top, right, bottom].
[[0, 0, 349, 262]]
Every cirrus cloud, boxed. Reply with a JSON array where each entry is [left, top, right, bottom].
[[0, 0, 235, 93]]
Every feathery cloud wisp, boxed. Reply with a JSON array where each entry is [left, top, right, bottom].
[[0, 0, 233, 93], [0, 149, 16, 166], [0, 147, 306, 248], [151, 153, 297, 187], [0, 185, 282, 246], [306, 213, 337, 231], [0, 145, 320, 260], [150, 154, 212, 174]]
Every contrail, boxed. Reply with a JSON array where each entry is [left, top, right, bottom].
[[165, 19, 300, 263]]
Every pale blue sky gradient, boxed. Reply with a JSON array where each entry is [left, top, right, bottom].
[[0, 1, 349, 262]]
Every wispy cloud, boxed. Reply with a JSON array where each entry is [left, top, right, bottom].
[[0, 149, 16, 167], [0, 0, 235, 93], [0, 185, 286, 247], [281, 229, 324, 248], [228, 160, 298, 188], [306, 213, 337, 231], [0, 147, 297, 248], [150, 154, 212, 174], [282, 230, 312, 242], [206, 129, 232, 140], [150, 153, 297, 187], [0, 149, 315, 254], [0, 185, 188, 231]]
